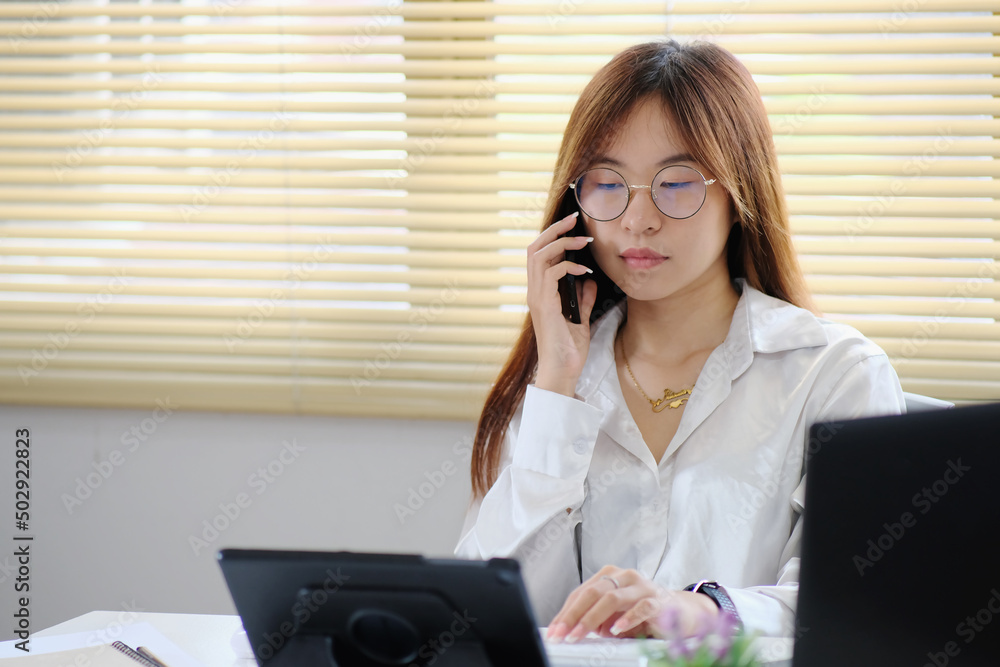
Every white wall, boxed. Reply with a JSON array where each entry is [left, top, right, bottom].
[[0, 403, 475, 639]]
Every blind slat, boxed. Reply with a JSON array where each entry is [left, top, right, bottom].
[[4, 170, 1000, 197], [0, 1, 995, 17], [10, 16, 1000, 37], [4, 58, 1000, 76], [3, 155, 1000, 178], [3, 116, 997, 136], [6, 95, 1000, 116], [11, 36, 1000, 56], [8, 77, 1000, 98]]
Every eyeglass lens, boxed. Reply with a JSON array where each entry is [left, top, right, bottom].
[[574, 166, 708, 221]]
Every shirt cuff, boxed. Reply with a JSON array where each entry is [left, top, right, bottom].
[[725, 585, 796, 638], [511, 384, 603, 479]]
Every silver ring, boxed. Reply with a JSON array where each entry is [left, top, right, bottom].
[[601, 575, 621, 589]]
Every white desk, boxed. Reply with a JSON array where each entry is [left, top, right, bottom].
[[34, 610, 793, 667]]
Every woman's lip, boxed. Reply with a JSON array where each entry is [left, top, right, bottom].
[[621, 248, 666, 259], [621, 256, 667, 269]]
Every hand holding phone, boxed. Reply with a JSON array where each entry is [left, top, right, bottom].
[[557, 211, 596, 324], [525, 210, 598, 397]]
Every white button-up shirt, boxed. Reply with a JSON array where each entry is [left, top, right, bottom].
[[454, 280, 906, 636]]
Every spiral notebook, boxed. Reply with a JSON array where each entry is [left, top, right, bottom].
[[3, 641, 162, 666], [0, 622, 202, 666]]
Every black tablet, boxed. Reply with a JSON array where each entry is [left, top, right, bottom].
[[217, 548, 549, 667]]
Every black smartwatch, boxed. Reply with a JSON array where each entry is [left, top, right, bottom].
[[683, 580, 743, 629]]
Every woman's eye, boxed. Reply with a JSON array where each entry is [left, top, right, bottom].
[[661, 181, 693, 190], [596, 182, 624, 191]]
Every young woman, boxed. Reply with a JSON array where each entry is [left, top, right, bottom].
[[454, 40, 904, 642]]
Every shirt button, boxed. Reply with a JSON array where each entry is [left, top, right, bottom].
[[572, 438, 588, 455]]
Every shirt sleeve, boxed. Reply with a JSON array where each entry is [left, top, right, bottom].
[[724, 352, 906, 637], [453, 384, 604, 625]]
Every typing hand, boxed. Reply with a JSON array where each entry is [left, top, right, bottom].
[[544, 566, 719, 644]]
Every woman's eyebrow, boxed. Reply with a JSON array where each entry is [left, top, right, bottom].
[[656, 153, 697, 167], [595, 153, 697, 168]]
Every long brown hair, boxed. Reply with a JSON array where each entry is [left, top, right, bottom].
[[470, 40, 813, 498]]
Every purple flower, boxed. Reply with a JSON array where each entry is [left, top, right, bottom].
[[653, 606, 741, 664]]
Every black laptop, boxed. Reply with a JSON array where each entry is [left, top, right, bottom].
[[793, 402, 1000, 667]]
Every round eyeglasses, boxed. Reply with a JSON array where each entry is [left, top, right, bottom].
[[568, 165, 717, 221]]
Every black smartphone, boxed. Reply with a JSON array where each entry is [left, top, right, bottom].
[[556, 207, 594, 324]]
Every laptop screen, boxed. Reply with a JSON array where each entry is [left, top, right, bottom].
[[793, 402, 1000, 667]]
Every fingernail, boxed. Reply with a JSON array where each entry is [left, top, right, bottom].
[[610, 621, 624, 635], [583, 267, 593, 274], [565, 624, 584, 643], [584, 237, 594, 242], [546, 622, 566, 641], [565, 211, 579, 220]]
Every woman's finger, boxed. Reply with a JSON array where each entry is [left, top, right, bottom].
[[609, 595, 665, 636], [562, 586, 633, 643], [547, 570, 623, 640], [551, 570, 653, 643], [546, 581, 611, 641], [531, 233, 593, 269], [541, 260, 592, 286], [526, 211, 579, 254], [527, 236, 593, 294], [578, 273, 599, 322]]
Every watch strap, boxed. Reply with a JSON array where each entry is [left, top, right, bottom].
[[683, 580, 743, 629]]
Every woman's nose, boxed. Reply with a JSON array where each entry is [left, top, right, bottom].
[[620, 187, 662, 233]]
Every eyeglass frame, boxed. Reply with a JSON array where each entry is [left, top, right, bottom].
[[567, 164, 718, 221]]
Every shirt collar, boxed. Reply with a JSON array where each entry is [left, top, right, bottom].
[[737, 278, 828, 355], [576, 277, 827, 399]]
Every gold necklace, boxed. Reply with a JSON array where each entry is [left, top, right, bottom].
[[619, 335, 693, 413]]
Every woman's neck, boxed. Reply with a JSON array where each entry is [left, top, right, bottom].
[[619, 277, 741, 367]]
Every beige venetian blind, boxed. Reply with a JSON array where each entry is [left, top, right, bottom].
[[0, 1, 997, 419]]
